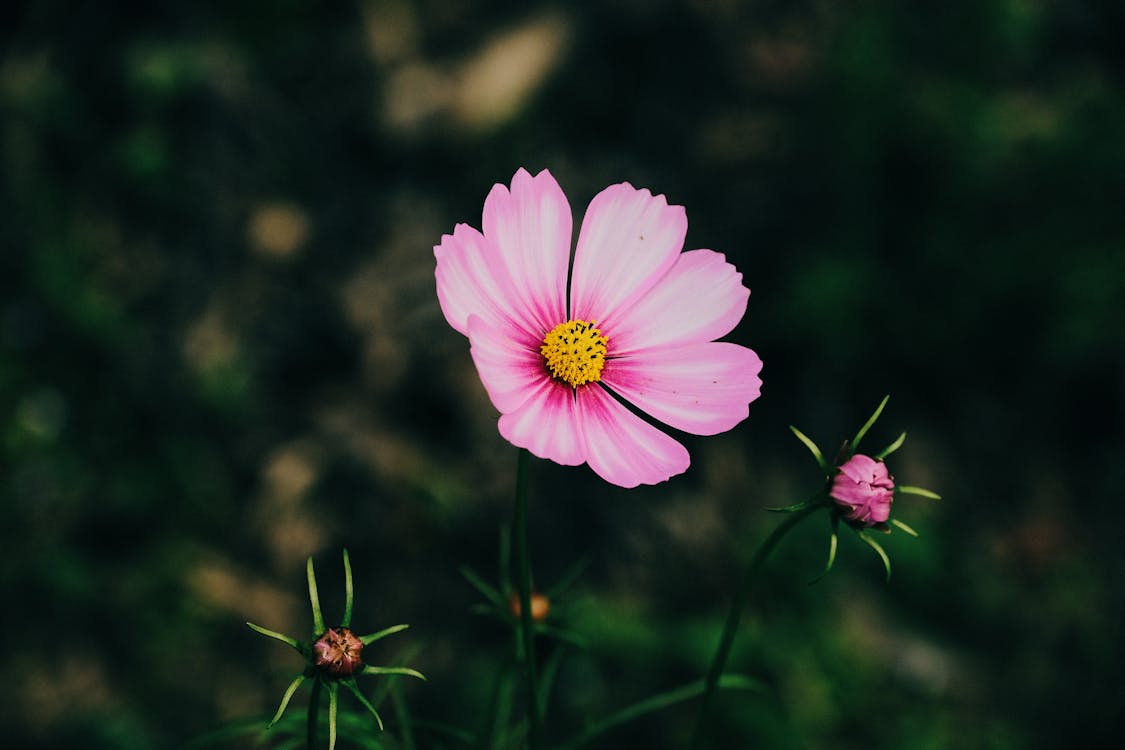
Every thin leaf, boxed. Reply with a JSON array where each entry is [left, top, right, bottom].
[[342, 549, 354, 628], [857, 530, 892, 582], [328, 683, 339, 750], [874, 431, 907, 460], [765, 494, 824, 513], [460, 566, 506, 608], [890, 518, 919, 537], [557, 674, 765, 750], [789, 425, 830, 473], [307, 556, 325, 635], [897, 485, 941, 500], [545, 555, 591, 599], [535, 624, 588, 649], [363, 666, 427, 681], [268, 673, 307, 727], [360, 623, 410, 646], [538, 644, 568, 717], [809, 515, 839, 585], [246, 621, 302, 651], [850, 395, 890, 454], [344, 679, 385, 731]]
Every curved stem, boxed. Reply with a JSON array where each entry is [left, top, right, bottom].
[[688, 502, 823, 750], [512, 449, 541, 749]]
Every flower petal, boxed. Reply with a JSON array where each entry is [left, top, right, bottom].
[[577, 385, 690, 487], [498, 380, 585, 467], [435, 224, 541, 339], [606, 249, 750, 355], [482, 168, 571, 334], [570, 183, 687, 330], [468, 314, 545, 413], [601, 342, 763, 436]]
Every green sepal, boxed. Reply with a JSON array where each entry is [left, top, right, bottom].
[[849, 395, 889, 454], [809, 515, 839, 585], [343, 679, 385, 731], [268, 673, 307, 728], [874, 431, 906, 460], [327, 682, 338, 750], [766, 493, 825, 513], [789, 425, 830, 474], [535, 624, 589, 649], [545, 555, 591, 600], [341, 549, 354, 629], [363, 665, 427, 681], [857, 529, 892, 582], [460, 566, 506, 608], [307, 556, 325, 636], [360, 623, 410, 645], [890, 518, 919, 537], [246, 621, 302, 651], [897, 485, 941, 500]]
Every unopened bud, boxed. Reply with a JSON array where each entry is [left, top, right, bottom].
[[312, 626, 364, 678], [509, 592, 550, 623]]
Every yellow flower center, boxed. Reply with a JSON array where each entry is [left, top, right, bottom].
[[540, 319, 608, 388]]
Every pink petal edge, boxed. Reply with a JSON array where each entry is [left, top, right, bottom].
[[577, 385, 690, 488], [498, 379, 586, 467], [570, 182, 687, 331], [605, 249, 750, 356], [435, 223, 540, 339], [482, 168, 571, 335], [467, 314, 546, 414], [601, 342, 763, 436]]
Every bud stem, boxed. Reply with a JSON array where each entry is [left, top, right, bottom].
[[688, 501, 822, 750]]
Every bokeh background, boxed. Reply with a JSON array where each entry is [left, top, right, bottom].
[[3, 0, 1123, 748]]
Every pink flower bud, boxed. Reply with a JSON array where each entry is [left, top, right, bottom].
[[312, 626, 364, 678], [830, 454, 895, 527]]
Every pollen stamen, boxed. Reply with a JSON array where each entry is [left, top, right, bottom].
[[540, 319, 608, 388]]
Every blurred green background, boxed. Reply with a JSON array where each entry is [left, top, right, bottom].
[[3, 0, 1123, 748]]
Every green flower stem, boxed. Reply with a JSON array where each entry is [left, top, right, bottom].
[[513, 448, 542, 749], [308, 677, 322, 750], [559, 675, 764, 750], [688, 501, 823, 750]]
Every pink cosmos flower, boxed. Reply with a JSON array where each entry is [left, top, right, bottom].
[[830, 454, 895, 526], [434, 168, 763, 488]]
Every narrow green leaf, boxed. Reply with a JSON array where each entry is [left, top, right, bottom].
[[536, 624, 588, 649], [246, 621, 301, 651], [344, 680, 385, 731], [268, 674, 307, 727], [857, 530, 892, 582], [891, 518, 919, 537], [874, 431, 907, 460], [789, 425, 830, 473], [545, 555, 591, 599], [459, 566, 506, 608], [850, 395, 890, 453], [897, 485, 941, 500], [342, 549, 354, 628], [557, 674, 765, 750], [327, 683, 338, 750], [809, 516, 839, 585], [360, 623, 410, 645], [307, 556, 325, 635], [363, 665, 427, 681]]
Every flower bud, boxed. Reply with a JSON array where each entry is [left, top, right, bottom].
[[830, 454, 894, 527], [312, 626, 364, 678], [509, 591, 551, 623]]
